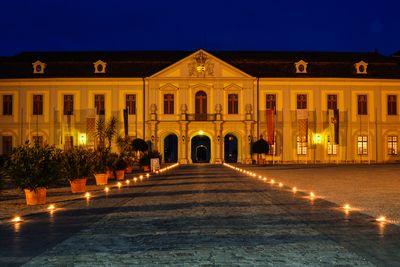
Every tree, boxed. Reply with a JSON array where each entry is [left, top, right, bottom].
[[95, 116, 118, 149], [252, 138, 269, 164], [131, 138, 148, 152]]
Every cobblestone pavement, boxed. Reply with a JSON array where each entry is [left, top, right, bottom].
[[238, 164, 400, 225], [1, 164, 400, 266]]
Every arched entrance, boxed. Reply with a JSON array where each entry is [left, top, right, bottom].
[[224, 134, 238, 163], [195, 91, 207, 120], [191, 135, 211, 163], [164, 134, 178, 163]]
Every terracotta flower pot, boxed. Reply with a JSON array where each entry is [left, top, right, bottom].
[[70, 178, 87, 193], [125, 166, 133, 174], [95, 173, 108, 185], [115, 170, 125, 180], [106, 170, 113, 179], [24, 187, 47, 205]]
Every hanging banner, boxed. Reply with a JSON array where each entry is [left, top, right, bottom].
[[123, 108, 128, 137], [328, 109, 339, 144], [266, 109, 275, 145], [297, 109, 308, 143]]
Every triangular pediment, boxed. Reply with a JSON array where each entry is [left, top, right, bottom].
[[150, 49, 253, 79]]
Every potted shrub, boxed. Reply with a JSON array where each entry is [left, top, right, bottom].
[[140, 150, 162, 172], [3, 142, 61, 205], [114, 155, 127, 180], [62, 147, 94, 193], [93, 148, 110, 185], [106, 152, 118, 179]]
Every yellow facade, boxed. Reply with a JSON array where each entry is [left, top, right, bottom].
[[1, 50, 400, 164]]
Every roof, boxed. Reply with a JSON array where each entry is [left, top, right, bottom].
[[0, 50, 399, 79]]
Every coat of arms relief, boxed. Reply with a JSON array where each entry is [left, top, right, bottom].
[[188, 51, 214, 77]]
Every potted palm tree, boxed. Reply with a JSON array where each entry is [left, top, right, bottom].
[[93, 148, 110, 185], [3, 142, 61, 205], [62, 147, 94, 193], [106, 152, 118, 179]]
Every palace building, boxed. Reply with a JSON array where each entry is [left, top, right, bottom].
[[1, 49, 400, 164]]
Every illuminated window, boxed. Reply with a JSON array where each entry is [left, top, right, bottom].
[[387, 95, 397, 115], [2, 136, 12, 154], [266, 94, 276, 110], [357, 135, 368, 155], [64, 136, 73, 150], [357, 95, 367, 115], [294, 60, 308, 74], [228, 94, 238, 114], [126, 94, 136, 115], [297, 94, 307, 109], [63, 95, 74, 115], [3, 95, 13, 115], [296, 136, 307, 155], [33, 95, 43, 115], [94, 94, 105, 115], [163, 94, 174, 114], [327, 94, 337, 110], [327, 136, 337, 155], [388, 136, 397, 155]]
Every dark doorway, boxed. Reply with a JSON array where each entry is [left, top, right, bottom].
[[164, 134, 178, 163], [224, 134, 238, 163], [191, 135, 211, 163]]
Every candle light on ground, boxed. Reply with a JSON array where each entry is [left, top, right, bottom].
[[11, 216, 22, 223], [146, 173, 150, 178], [47, 204, 55, 211], [310, 192, 315, 198], [376, 216, 386, 223], [343, 204, 351, 210], [126, 179, 130, 185], [292, 187, 297, 193], [104, 187, 110, 193], [279, 183, 283, 187], [270, 179, 275, 184], [117, 182, 122, 188]]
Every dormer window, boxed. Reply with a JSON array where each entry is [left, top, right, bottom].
[[32, 60, 46, 74], [354, 61, 368, 74], [294, 60, 308, 74], [93, 60, 107, 74]]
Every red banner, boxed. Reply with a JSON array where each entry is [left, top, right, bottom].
[[266, 109, 275, 145]]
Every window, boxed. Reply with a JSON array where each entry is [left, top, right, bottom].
[[2, 136, 12, 154], [63, 95, 74, 115], [296, 136, 307, 155], [126, 94, 136, 115], [296, 94, 307, 109], [163, 94, 174, 114], [327, 136, 338, 155], [357, 135, 368, 155], [388, 95, 397, 115], [354, 61, 368, 74], [388, 136, 397, 155], [266, 94, 276, 110], [64, 136, 74, 150], [294, 60, 308, 74], [357, 95, 367, 115], [33, 136, 44, 147], [195, 91, 207, 120], [228, 94, 238, 114], [3, 95, 13, 115], [327, 94, 337, 110], [94, 94, 105, 115], [33, 95, 43, 115]]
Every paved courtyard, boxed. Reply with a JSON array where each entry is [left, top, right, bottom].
[[1, 164, 400, 266], [239, 164, 400, 225]]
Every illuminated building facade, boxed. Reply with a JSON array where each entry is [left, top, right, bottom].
[[1, 49, 400, 164]]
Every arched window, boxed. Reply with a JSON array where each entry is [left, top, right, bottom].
[[195, 91, 207, 120]]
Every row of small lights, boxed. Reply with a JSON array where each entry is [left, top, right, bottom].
[[223, 163, 388, 225], [11, 163, 180, 224]]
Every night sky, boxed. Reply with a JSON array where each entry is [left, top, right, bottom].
[[1, 0, 399, 56]]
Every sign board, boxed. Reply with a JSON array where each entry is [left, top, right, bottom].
[[150, 158, 160, 172]]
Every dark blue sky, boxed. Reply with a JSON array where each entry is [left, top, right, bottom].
[[1, 0, 399, 56]]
